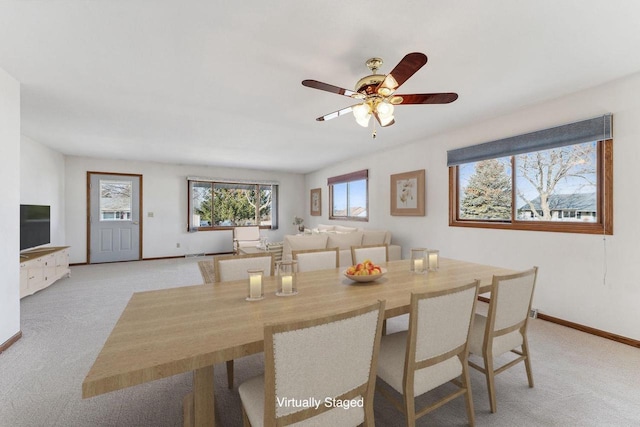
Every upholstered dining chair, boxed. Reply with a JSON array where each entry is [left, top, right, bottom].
[[351, 244, 388, 265], [213, 252, 275, 283], [376, 280, 480, 427], [238, 300, 385, 427], [213, 253, 275, 389], [291, 247, 339, 272], [467, 267, 538, 413]]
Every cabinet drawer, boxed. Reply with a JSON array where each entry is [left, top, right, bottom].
[[27, 268, 44, 286]]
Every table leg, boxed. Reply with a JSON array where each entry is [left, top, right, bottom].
[[183, 365, 215, 427]]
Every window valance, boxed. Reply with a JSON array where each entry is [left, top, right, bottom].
[[446, 114, 612, 167]]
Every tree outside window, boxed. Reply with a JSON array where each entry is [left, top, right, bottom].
[[189, 181, 277, 230]]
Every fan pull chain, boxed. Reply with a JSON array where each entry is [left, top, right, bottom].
[[372, 120, 377, 139]]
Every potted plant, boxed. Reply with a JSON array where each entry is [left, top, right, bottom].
[[293, 216, 304, 233]]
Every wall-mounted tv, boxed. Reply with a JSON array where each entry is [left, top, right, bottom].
[[20, 204, 51, 251]]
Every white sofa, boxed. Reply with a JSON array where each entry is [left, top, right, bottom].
[[283, 224, 401, 267]]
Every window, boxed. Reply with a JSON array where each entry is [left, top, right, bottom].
[[100, 180, 132, 221], [448, 115, 613, 234], [328, 169, 368, 221], [188, 179, 278, 230]]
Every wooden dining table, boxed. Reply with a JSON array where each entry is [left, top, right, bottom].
[[82, 257, 515, 427]]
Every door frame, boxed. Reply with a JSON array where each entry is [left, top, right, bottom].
[[87, 171, 143, 263]]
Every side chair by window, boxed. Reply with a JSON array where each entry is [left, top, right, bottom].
[[467, 267, 538, 413]]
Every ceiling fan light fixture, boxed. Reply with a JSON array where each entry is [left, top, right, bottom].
[[379, 114, 394, 127], [376, 100, 394, 117], [352, 102, 372, 128], [355, 114, 372, 128]]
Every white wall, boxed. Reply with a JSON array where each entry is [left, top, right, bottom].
[[20, 136, 66, 246], [306, 72, 640, 341], [65, 156, 305, 263], [0, 67, 21, 345]]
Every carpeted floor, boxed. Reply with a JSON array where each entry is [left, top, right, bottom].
[[1, 257, 639, 426]]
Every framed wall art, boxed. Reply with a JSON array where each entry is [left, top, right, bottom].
[[310, 188, 321, 216], [390, 169, 425, 216]]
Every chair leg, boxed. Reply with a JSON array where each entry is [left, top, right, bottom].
[[382, 319, 387, 336], [226, 360, 234, 389], [461, 366, 476, 427], [403, 390, 416, 427], [484, 353, 497, 413], [522, 338, 535, 388], [241, 405, 251, 427]]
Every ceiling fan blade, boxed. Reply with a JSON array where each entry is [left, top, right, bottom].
[[302, 80, 361, 98], [376, 52, 428, 95], [315, 105, 355, 122], [393, 92, 459, 105]]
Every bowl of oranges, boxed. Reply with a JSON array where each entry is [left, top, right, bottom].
[[344, 259, 386, 283]]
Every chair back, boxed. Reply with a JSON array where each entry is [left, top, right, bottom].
[[292, 247, 339, 272], [408, 281, 480, 369], [234, 226, 260, 241], [488, 267, 538, 337], [351, 244, 388, 265], [213, 253, 274, 282], [264, 301, 385, 426]]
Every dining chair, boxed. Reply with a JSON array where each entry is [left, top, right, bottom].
[[376, 280, 480, 427], [238, 300, 386, 427], [351, 244, 389, 265], [292, 247, 339, 272], [213, 252, 275, 283], [213, 252, 275, 389], [467, 267, 538, 413]]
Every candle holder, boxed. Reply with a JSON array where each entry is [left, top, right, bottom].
[[410, 248, 428, 274], [246, 269, 264, 301], [276, 260, 298, 296], [427, 249, 440, 271]]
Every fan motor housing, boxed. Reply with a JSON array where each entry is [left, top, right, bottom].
[[355, 74, 385, 95]]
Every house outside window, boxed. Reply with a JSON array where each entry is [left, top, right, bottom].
[[328, 169, 368, 221]]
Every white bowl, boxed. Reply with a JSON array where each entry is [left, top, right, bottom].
[[344, 267, 387, 282]]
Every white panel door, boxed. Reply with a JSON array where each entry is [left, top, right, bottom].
[[89, 173, 141, 263]]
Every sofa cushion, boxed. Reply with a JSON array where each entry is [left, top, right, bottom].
[[327, 231, 363, 251], [362, 230, 388, 246], [283, 234, 329, 259], [334, 225, 358, 233], [317, 224, 335, 231]]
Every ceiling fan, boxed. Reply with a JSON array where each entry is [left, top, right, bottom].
[[302, 52, 458, 137]]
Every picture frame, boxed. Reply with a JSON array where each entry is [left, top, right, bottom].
[[310, 188, 321, 216], [390, 169, 425, 216]]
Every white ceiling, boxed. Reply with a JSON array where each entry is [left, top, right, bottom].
[[1, 1, 640, 174]]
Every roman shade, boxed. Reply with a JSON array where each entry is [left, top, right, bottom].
[[327, 169, 368, 185], [447, 114, 612, 167]]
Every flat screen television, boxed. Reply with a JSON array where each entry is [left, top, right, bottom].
[[20, 204, 51, 251]]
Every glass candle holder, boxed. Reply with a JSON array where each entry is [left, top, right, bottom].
[[410, 248, 428, 274], [246, 269, 264, 301], [427, 249, 440, 271], [276, 260, 298, 296]]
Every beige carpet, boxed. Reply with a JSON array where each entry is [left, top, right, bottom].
[[1, 257, 639, 426]]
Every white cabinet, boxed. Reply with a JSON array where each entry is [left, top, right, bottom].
[[19, 246, 70, 298]]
